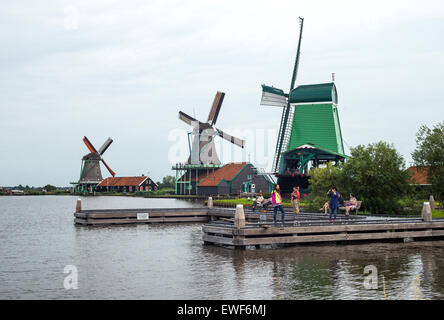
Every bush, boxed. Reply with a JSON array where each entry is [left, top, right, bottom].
[[154, 188, 175, 195], [156, 176, 175, 189], [138, 188, 176, 196], [342, 142, 409, 214], [305, 195, 329, 212]]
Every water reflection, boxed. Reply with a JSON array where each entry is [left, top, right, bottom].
[[202, 242, 444, 300]]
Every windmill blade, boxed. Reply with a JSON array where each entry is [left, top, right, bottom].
[[178, 111, 201, 128], [101, 158, 115, 177], [215, 128, 245, 148], [83, 136, 98, 153], [98, 137, 113, 155], [260, 85, 288, 107], [207, 91, 225, 125]]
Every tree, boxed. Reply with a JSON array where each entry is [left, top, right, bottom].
[[306, 162, 348, 211], [44, 184, 57, 192], [411, 121, 444, 201], [156, 176, 175, 189], [342, 141, 410, 214]]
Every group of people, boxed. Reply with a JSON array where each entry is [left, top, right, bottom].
[[252, 185, 301, 226], [252, 185, 358, 224], [320, 187, 357, 221]]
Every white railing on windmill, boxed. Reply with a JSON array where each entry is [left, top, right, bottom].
[[178, 91, 245, 165]]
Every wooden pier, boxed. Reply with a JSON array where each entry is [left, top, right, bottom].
[[202, 202, 444, 249], [73, 198, 336, 226], [75, 207, 210, 225]]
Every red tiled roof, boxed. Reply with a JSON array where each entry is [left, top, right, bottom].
[[198, 162, 248, 187], [408, 166, 430, 185], [97, 176, 148, 187]]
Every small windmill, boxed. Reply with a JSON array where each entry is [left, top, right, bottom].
[[178, 91, 245, 165], [78, 136, 115, 187]]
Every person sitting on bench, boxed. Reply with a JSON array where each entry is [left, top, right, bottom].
[[262, 197, 272, 212], [320, 201, 329, 215], [345, 193, 357, 216], [252, 190, 265, 211], [320, 192, 343, 215]]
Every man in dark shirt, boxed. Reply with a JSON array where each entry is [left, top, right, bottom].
[[327, 187, 339, 222], [338, 193, 345, 207]]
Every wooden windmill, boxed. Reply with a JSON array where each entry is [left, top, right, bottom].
[[178, 91, 245, 165], [77, 136, 115, 192]]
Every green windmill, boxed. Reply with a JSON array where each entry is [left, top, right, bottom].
[[260, 17, 349, 193]]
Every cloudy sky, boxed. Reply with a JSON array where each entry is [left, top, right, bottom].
[[1, 0, 443, 187]]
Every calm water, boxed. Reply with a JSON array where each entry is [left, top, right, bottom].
[[1, 195, 444, 300]]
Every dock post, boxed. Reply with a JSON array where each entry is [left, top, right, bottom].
[[429, 195, 436, 210], [76, 199, 82, 213], [422, 202, 432, 222], [208, 197, 215, 221], [234, 204, 246, 249], [235, 204, 246, 229]]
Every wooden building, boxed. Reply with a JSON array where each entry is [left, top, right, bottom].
[[196, 162, 273, 196], [96, 176, 158, 193]]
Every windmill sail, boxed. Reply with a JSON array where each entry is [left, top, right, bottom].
[[216, 128, 245, 148], [207, 91, 225, 125], [271, 17, 304, 172], [179, 111, 201, 128], [260, 85, 288, 107], [100, 158, 115, 177], [83, 136, 98, 153], [98, 138, 113, 155]]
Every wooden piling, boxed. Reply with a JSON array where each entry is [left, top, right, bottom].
[[422, 202, 432, 222], [234, 204, 246, 229], [76, 199, 82, 213], [207, 197, 214, 209], [429, 195, 436, 210]]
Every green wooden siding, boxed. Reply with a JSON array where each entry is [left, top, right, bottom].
[[286, 103, 344, 154]]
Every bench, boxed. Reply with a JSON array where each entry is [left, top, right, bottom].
[[339, 200, 362, 215]]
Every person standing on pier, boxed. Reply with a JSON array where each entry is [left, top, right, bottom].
[[272, 184, 285, 226], [291, 186, 300, 214], [327, 187, 339, 222]]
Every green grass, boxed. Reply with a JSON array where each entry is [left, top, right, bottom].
[[432, 210, 444, 218]]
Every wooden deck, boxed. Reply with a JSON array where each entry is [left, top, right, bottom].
[[202, 218, 444, 249], [75, 208, 210, 225]]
